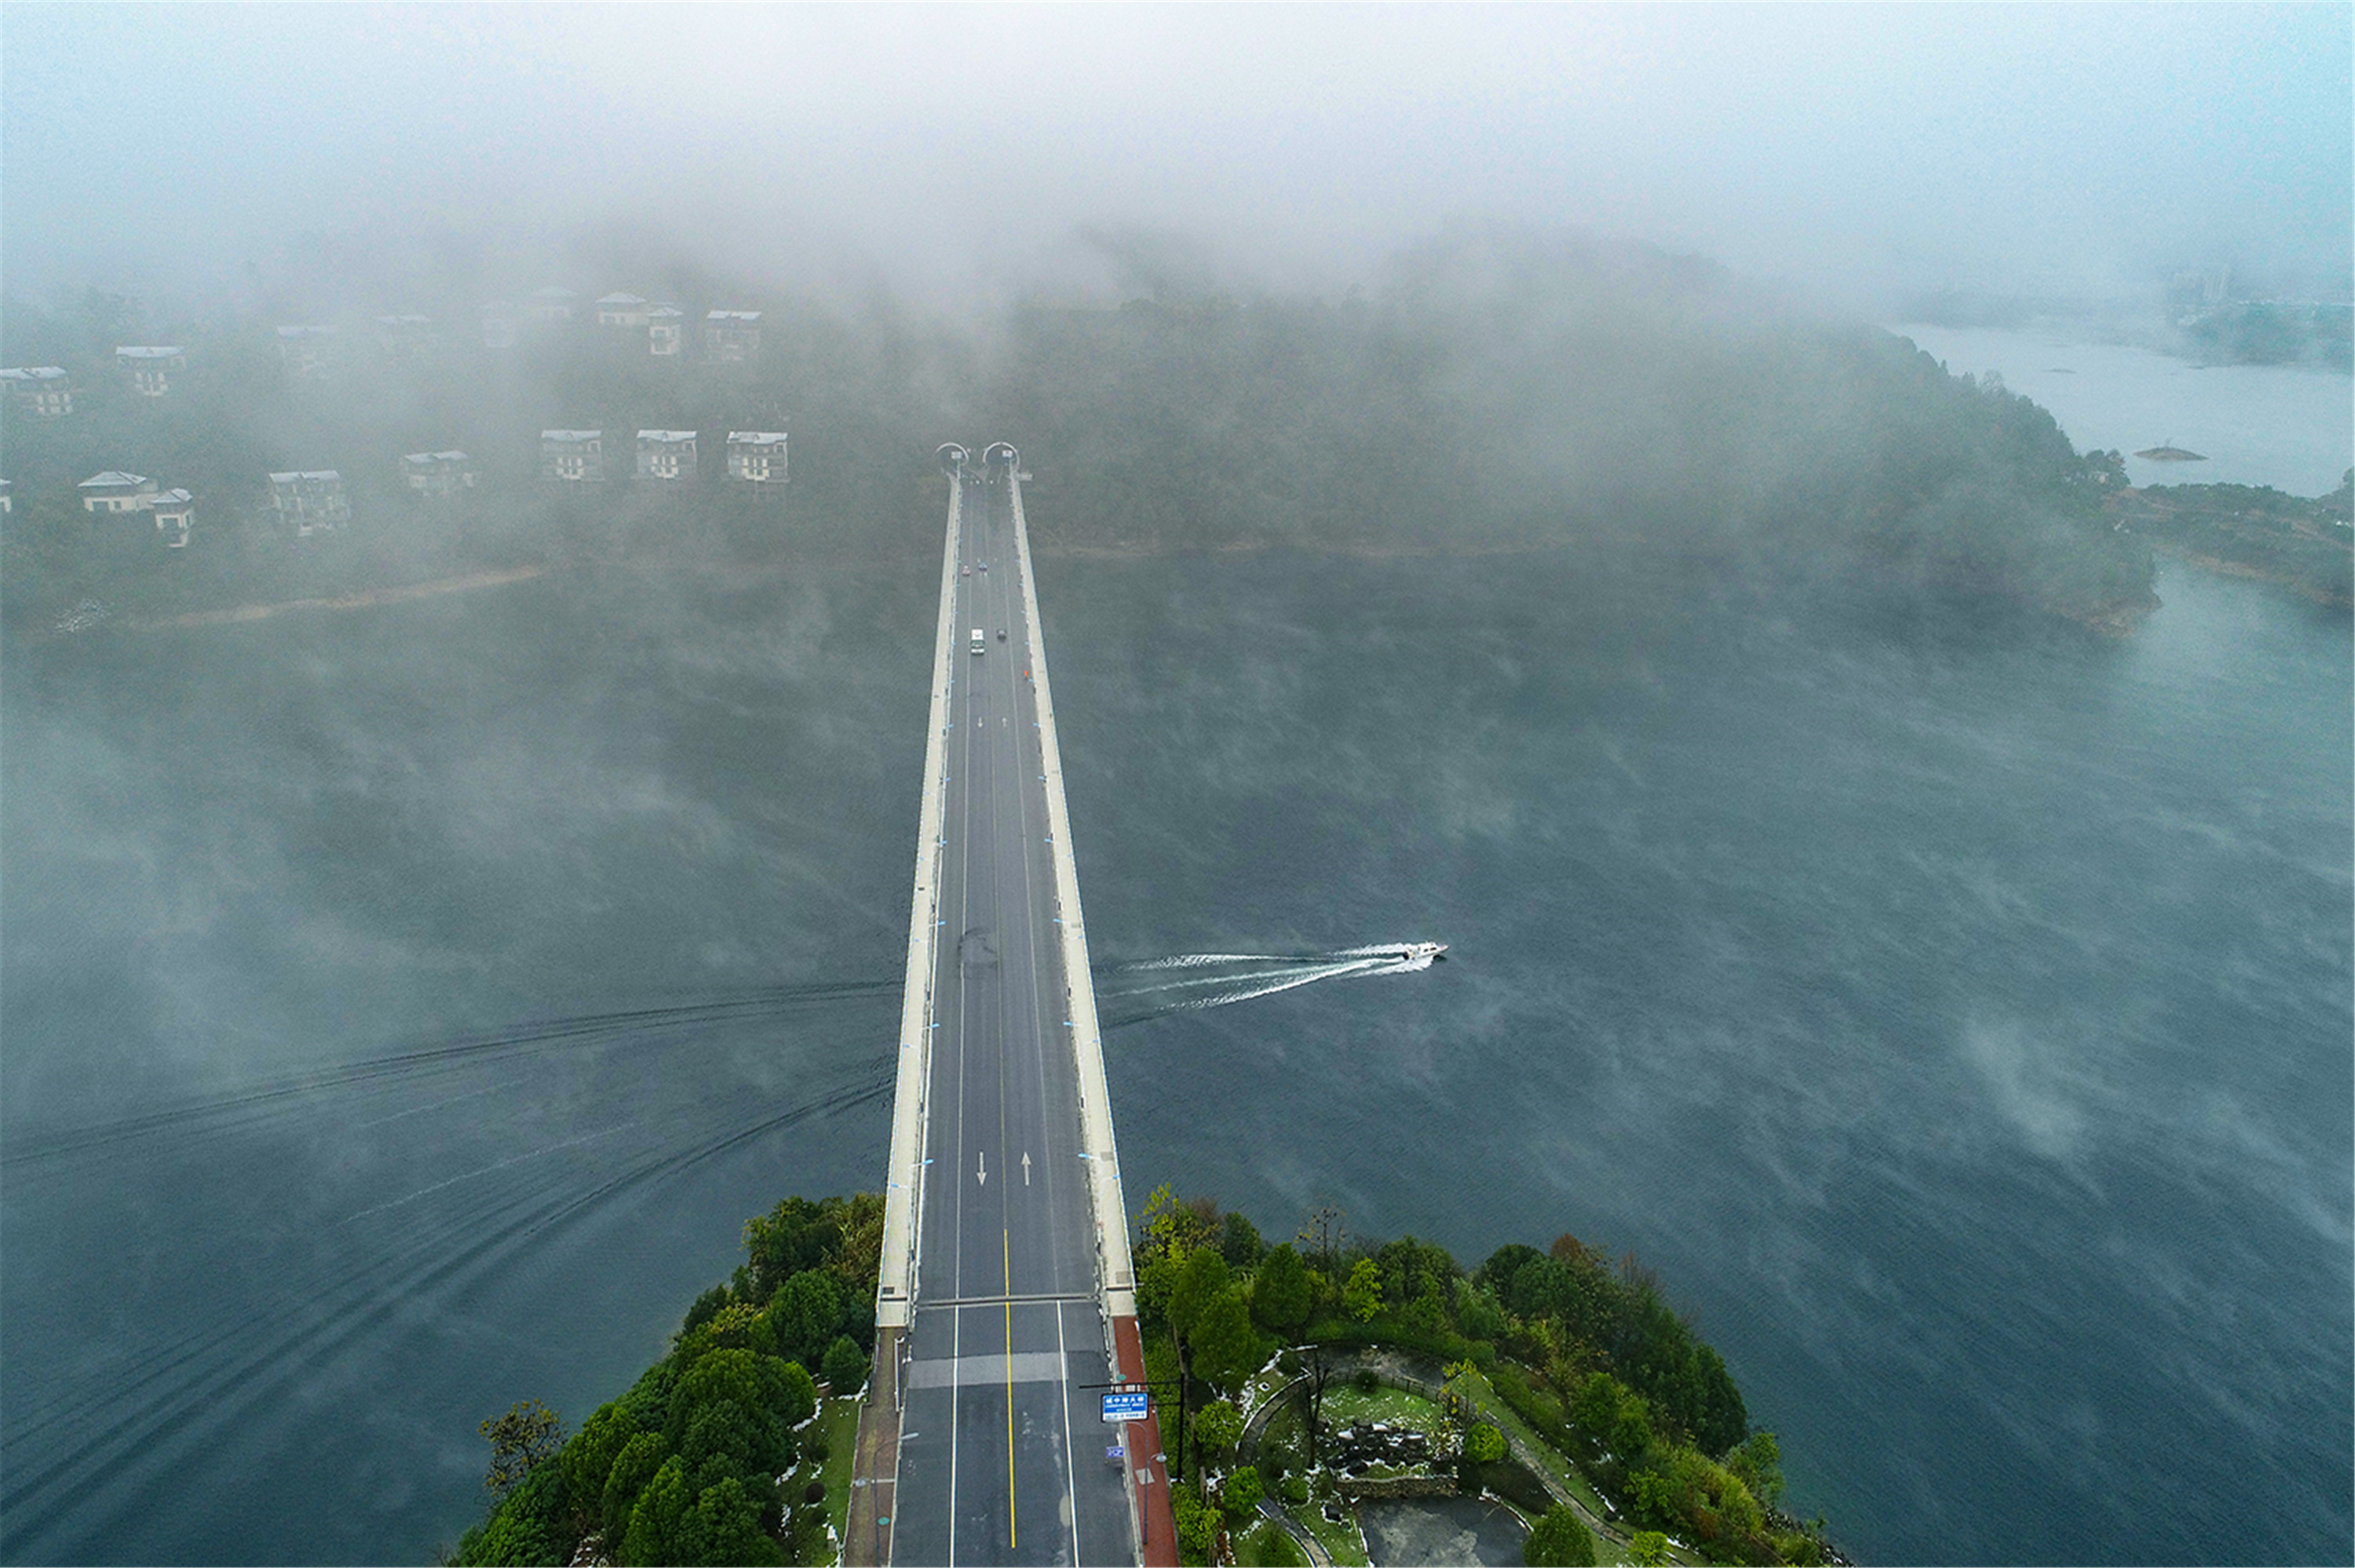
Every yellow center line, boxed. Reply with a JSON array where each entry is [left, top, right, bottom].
[[1004, 1228, 1016, 1550]]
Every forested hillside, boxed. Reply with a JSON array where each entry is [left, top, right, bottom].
[[987, 232, 2155, 629]]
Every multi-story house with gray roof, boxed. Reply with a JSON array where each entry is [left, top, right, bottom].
[[276, 325, 336, 378], [2, 366, 75, 416], [268, 470, 351, 535], [80, 472, 159, 513], [149, 488, 195, 547], [542, 430, 604, 483], [726, 431, 789, 488], [648, 306, 686, 357], [637, 430, 698, 483], [402, 451, 478, 497], [116, 346, 187, 396], [597, 294, 652, 329], [703, 311, 762, 361]]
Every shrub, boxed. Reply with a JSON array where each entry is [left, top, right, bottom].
[[820, 1335, 869, 1393], [1173, 1489, 1217, 1565], [1523, 1504, 1597, 1567]]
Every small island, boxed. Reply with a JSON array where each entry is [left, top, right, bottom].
[[444, 1190, 1841, 1568], [2133, 445, 2207, 462]]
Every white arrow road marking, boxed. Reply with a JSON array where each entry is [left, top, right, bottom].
[[1021, 1152, 1031, 1186], [977, 1150, 988, 1187]]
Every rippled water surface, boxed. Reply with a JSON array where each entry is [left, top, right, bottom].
[[3, 542, 2347, 1564]]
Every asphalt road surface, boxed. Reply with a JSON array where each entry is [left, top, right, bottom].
[[891, 472, 1138, 1566]]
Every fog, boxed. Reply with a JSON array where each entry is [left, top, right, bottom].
[[5, 5, 2349, 312], [2, 9, 2350, 1568]]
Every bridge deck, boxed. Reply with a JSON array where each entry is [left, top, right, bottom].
[[853, 465, 1170, 1566]]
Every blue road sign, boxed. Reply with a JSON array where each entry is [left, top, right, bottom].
[[1101, 1388, 1149, 1423]]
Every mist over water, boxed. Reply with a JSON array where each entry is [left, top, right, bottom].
[[1042, 548, 2351, 1567], [2, 523, 2346, 1564], [1890, 323, 2354, 494], [0, 552, 1444, 1565]]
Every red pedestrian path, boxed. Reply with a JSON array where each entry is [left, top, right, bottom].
[[1113, 1314, 1180, 1566]]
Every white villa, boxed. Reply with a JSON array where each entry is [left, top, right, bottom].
[[402, 451, 478, 497], [542, 430, 604, 483], [2, 366, 74, 416], [637, 430, 698, 482], [80, 472, 159, 512], [726, 431, 789, 487], [597, 294, 652, 329], [150, 488, 195, 547], [276, 325, 337, 377], [116, 346, 188, 396], [268, 470, 352, 535], [703, 311, 762, 360]]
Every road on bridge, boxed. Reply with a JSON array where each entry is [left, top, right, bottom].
[[888, 468, 1141, 1566]]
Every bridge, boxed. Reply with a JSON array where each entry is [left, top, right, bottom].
[[847, 444, 1178, 1566]]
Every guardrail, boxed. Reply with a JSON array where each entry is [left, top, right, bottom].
[[1006, 471, 1138, 1321], [874, 476, 964, 1333]]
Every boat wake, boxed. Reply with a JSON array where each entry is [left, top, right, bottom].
[[1096, 942, 1446, 1026]]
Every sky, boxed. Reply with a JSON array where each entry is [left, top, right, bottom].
[[2, 4, 2350, 313]]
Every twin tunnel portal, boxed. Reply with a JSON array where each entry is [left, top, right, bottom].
[[847, 444, 1177, 1566]]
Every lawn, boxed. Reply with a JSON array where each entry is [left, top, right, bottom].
[[1232, 1516, 1311, 1567], [1316, 1381, 1447, 1441], [1293, 1469, 1371, 1567], [787, 1395, 865, 1566]]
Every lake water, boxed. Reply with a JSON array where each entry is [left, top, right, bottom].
[[3, 350, 2349, 1565], [1889, 323, 2353, 496]]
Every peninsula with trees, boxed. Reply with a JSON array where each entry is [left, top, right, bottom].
[[444, 1189, 1839, 1568]]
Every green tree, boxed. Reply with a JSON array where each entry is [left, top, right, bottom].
[[563, 1403, 641, 1536], [1343, 1258, 1384, 1322], [1522, 1504, 1597, 1567], [1251, 1243, 1313, 1340], [677, 1476, 783, 1566], [466, 1507, 555, 1567], [618, 1457, 693, 1566], [1612, 1395, 1655, 1466], [742, 1197, 842, 1304], [1465, 1423, 1506, 1464], [767, 1269, 845, 1369], [1727, 1431, 1784, 1508], [681, 1284, 734, 1338], [820, 1334, 869, 1393], [480, 1401, 566, 1497], [1172, 1490, 1217, 1565], [1628, 1529, 1671, 1566], [1455, 1278, 1506, 1343], [1137, 1249, 1183, 1332], [1138, 1183, 1213, 1264], [680, 1400, 763, 1492], [664, 1347, 805, 1483], [1192, 1399, 1243, 1464], [1220, 1209, 1265, 1268], [1221, 1464, 1264, 1519], [1191, 1288, 1262, 1395], [1169, 1247, 1233, 1343], [602, 1432, 671, 1540]]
